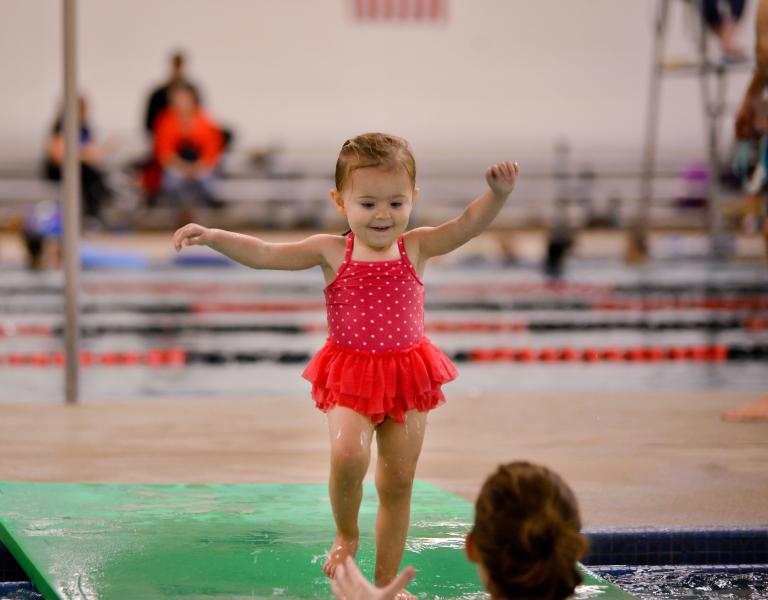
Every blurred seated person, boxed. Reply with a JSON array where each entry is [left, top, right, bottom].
[[140, 50, 233, 204], [700, 0, 747, 60], [154, 82, 224, 213], [43, 95, 112, 225], [21, 200, 62, 270], [145, 50, 202, 139]]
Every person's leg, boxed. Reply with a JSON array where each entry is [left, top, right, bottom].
[[23, 231, 44, 270], [721, 397, 768, 421], [163, 168, 198, 226], [717, 18, 744, 56], [730, 0, 746, 21], [722, 210, 768, 422], [702, 0, 744, 56], [373, 410, 427, 591], [195, 171, 223, 208], [80, 163, 110, 220], [324, 406, 375, 577], [764, 212, 768, 257], [162, 168, 187, 205], [702, 0, 722, 30]]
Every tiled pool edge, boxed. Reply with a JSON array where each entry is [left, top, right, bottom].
[[582, 528, 768, 566], [0, 542, 28, 582]]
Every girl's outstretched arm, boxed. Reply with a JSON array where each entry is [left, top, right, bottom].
[[408, 161, 518, 260], [173, 223, 334, 270]]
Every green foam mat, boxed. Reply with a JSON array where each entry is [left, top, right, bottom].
[[0, 481, 636, 599]]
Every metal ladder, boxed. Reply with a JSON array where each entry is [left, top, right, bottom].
[[640, 0, 751, 256]]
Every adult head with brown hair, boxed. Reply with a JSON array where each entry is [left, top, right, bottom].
[[466, 461, 588, 600], [331, 460, 587, 600]]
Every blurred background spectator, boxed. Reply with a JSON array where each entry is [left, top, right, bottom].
[[154, 82, 224, 224], [42, 95, 112, 227], [699, 0, 747, 59], [139, 51, 204, 205], [144, 50, 203, 141]]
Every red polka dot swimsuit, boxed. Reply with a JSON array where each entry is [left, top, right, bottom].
[[302, 233, 457, 424]]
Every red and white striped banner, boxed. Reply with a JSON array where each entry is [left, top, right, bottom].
[[352, 0, 449, 21]]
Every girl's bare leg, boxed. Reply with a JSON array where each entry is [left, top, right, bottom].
[[324, 406, 375, 578], [373, 410, 427, 592]]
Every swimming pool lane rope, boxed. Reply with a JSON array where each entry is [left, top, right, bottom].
[[1, 343, 766, 367], [1, 316, 766, 338]]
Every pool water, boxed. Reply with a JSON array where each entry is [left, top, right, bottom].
[[5, 570, 767, 599], [0, 582, 41, 600], [602, 567, 768, 599], [1, 261, 767, 402]]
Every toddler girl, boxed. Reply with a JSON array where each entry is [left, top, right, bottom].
[[173, 132, 518, 592]]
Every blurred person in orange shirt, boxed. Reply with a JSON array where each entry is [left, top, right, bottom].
[[154, 82, 224, 218]]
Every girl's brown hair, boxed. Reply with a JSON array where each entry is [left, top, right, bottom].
[[472, 462, 588, 600], [334, 132, 416, 192]]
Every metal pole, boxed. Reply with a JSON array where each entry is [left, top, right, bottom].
[[704, 69, 728, 258], [639, 0, 670, 238], [62, 0, 80, 404], [698, 4, 728, 258]]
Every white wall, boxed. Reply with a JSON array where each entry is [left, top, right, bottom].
[[0, 0, 758, 168]]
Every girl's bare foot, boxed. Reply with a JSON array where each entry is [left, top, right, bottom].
[[323, 534, 359, 578], [393, 590, 417, 600]]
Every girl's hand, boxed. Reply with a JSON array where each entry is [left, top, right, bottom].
[[331, 556, 415, 600], [173, 223, 216, 252], [485, 161, 519, 196]]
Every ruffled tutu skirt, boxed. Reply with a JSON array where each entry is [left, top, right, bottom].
[[302, 337, 458, 424]]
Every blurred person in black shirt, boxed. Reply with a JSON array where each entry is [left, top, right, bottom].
[[144, 50, 202, 139], [43, 95, 111, 225]]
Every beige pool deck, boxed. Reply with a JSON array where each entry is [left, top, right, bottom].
[[1, 390, 766, 529]]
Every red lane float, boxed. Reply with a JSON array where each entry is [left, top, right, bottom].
[[0, 345, 764, 367]]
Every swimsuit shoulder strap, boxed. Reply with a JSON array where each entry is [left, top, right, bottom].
[[397, 235, 422, 283], [326, 233, 355, 289], [343, 232, 355, 264]]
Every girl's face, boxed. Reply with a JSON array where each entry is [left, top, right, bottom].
[[332, 165, 418, 250]]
